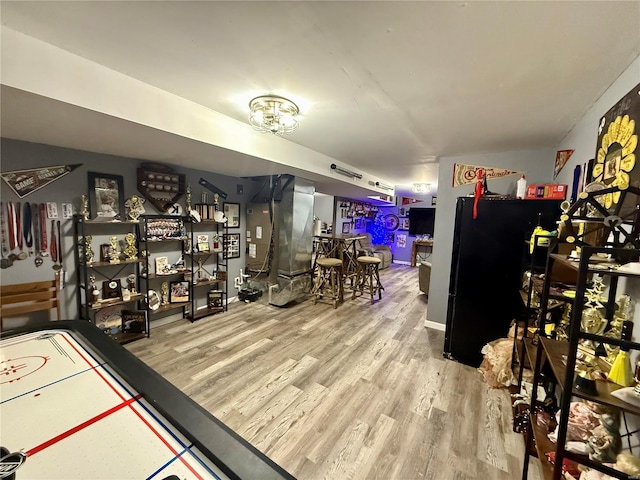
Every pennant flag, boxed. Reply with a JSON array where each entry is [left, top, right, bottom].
[[452, 163, 521, 187], [553, 149, 574, 179], [2, 165, 81, 198], [401, 196, 422, 205]]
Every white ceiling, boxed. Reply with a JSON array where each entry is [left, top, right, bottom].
[[1, 1, 639, 199]]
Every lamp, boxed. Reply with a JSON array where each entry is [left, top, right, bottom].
[[249, 95, 299, 135], [412, 183, 432, 194], [330, 163, 363, 180], [375, 181, 394, 191]]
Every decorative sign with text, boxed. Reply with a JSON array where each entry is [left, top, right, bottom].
[[452, 163, 521, 187], [2, 164, 81, 198]]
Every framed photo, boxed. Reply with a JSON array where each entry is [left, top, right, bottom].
[[155, 256, 169, 275], [354, 218, 363, 230], [223, 202, 240, 228], [121, 309, 147, 334], [342, 222, 350, 234], [399, 207, 406, 216], [431, 197, 437, 206], [88, 172, 125, 220], [197, 234, 209, 252], [169, 281, 190, 303], [223, 233, 240, 259], [207, 289, 223, 309], [400, 218, 410, 230]]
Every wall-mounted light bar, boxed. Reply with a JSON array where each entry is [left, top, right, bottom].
[[330, 163, 362, 179], [375, 181, 394, 191]]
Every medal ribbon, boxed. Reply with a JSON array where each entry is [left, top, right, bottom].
[[7, 202, 16, 250], [16, 203, 23, 250], [40, 204, 48, 251], [23, 202, 33, 250], [50, 220, 58, 263]]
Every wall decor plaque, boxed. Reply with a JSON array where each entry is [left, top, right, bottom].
[[137, 163, 185, 213]]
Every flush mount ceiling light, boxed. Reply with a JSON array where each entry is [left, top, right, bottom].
[[412, 183, 432, 194], [248, 95, 299, 135]]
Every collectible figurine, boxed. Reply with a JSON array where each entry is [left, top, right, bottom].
[[127, 273, 136, 293]]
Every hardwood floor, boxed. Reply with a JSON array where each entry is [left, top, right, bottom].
[[127, 264, 538, 480]]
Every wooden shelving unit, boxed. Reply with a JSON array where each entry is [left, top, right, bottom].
[[522, 245, 640, 480]]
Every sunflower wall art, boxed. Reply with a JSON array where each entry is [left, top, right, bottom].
[[591, 83, 639, 212]]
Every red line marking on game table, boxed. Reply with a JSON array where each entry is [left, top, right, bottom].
[[59, 333, 205, 480], [25, 394, 141, 457]]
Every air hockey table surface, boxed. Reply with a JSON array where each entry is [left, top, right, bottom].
[[0, 320, 295, 480]]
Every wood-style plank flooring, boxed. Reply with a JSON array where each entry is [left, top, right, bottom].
[[127, 264, 539, 480]]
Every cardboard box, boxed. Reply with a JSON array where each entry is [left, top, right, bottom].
[[525, 184, 567, 200]]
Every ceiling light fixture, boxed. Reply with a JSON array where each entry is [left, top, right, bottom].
[[375, 181, 394, 191], [412, 183, 431, 194], [249, 95, 299, 135], [330, 163, 363, 179]]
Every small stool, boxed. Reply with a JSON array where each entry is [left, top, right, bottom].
[[352, 256, 383, 304], [311, 257, 343, 308]]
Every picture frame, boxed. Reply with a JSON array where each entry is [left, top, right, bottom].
[[223, 233, 240, 259], [431, 197, 437, 206], [155, 256, 169, 275], [169, 281, 190, 303], [121, 309, 147, 334], [102, 279, 122, 300], [342, 222, 350, 234], [400, 218, 410, 230], [354, 218, 363, 230], [197, 234, 210, 252], [223, 202, 240, 228], [88, 172, 125, 220]]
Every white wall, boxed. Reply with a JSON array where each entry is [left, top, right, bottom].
[[427, 148, 556, 325]]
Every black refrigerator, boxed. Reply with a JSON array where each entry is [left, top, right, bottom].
[[443, 197, 561, 367]]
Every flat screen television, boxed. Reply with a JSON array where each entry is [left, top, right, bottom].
[[409, 208, 436, 236]]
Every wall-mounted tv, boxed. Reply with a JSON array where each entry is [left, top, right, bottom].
[[408, 208, 436, 236]]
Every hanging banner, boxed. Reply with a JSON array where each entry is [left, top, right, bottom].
[[452, 163, 521, 187], [553, 149, 574, 179], [401, 196, 422, 205], [2, 164, 81, 198]]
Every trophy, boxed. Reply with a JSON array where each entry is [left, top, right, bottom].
[[109, 236, 121, 264], [161, 281, 169, 305], [196, 258, 205, 283], [89, 275, 100, 305], [186, 184, 192, 212], [81, 194, 90, 221], [140, 250, 148, 276], [123, 232, 138, 260], [84, 235, 94, 264], [125, 195, 145, 222]]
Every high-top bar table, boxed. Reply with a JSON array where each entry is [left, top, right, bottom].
[[411, 239, 434, 267], [313, 234, 366, 287]]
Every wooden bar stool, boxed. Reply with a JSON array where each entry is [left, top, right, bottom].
[[311, 257, 343, 308], [352, 256, 384, 304]]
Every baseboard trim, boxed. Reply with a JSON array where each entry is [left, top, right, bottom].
[[424, 319, 446, 331], [393, 260, 412, 265]]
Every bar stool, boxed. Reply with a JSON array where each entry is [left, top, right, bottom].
[[352, 256, 383, 304], [311, 257, 343, 308]]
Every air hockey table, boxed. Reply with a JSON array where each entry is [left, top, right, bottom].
[[0, 320, 296, 480]]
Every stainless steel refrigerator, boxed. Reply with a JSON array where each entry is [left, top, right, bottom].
[[443, 197, 561, 367]]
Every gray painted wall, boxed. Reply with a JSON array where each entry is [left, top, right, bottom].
[[1, 138, 252, 328], [427, 148, 556, 325]]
